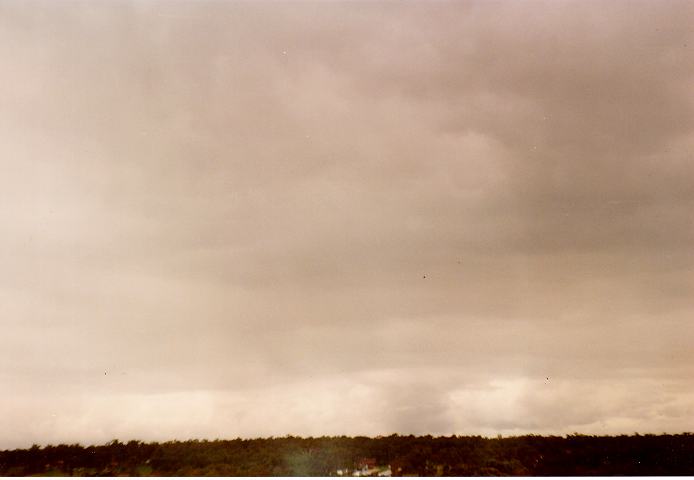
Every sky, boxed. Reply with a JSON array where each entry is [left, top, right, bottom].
[[1, 0, 693, 449]]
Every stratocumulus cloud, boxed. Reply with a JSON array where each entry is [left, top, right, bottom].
[[1, 0, 693, 448]]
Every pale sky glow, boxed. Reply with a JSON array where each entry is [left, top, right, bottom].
[[1, 0, 694, 449]]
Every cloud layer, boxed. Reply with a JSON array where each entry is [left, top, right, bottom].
[[1, 0, 693, 448]]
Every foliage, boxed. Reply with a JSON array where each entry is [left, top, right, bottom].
[[0, 433, 692, 476]]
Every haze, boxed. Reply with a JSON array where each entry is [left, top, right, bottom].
[[1, 0, 693, 449]]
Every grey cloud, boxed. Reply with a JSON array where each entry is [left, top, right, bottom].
[[1, 0, 693, 447]]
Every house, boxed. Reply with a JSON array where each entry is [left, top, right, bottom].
[[352, 458, 391, 477]]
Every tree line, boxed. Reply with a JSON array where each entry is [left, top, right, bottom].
[[1, 433, 693, 476]]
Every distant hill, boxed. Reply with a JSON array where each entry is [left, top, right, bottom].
[[1, 433, 693, 476]]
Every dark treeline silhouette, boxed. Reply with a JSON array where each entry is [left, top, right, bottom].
[[1, 433, 693, 476]]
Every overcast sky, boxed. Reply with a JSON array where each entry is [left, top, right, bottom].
[[1, 0, 693, 449]]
